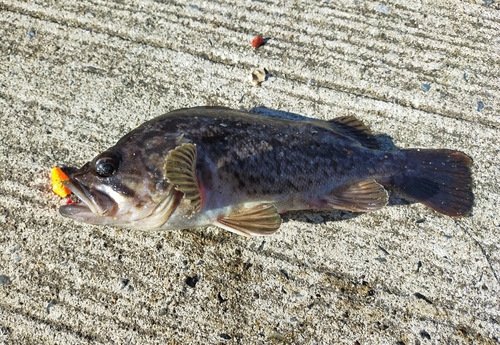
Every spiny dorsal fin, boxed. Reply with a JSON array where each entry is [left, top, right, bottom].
[[324, 180, 388, 212], [328, 116, 380, 150], [215, 204, 282, 237], [164, 143, 202, 212]]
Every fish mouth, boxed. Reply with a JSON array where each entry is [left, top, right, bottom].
[[59, 178, 116, 221]]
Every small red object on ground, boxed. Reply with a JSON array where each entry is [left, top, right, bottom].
[[251, 35, 265, 48]]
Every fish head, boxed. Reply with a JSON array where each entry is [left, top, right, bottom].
[[59, 142, 179, 229]]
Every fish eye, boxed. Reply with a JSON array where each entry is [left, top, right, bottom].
[[94, 152, 120, 177]]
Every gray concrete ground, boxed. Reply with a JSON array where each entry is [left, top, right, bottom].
[[1, 0, 499, 344]]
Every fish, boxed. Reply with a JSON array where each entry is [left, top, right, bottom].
[[59, 106, 473, 237]]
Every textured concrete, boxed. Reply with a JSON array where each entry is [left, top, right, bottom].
[[0, 0, 499, 344]]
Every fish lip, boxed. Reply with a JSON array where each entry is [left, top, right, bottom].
[[59, 203, 97, 221], [60, 178, 106, 217]]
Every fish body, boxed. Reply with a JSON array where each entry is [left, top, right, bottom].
[[60, 107, 473, 237]]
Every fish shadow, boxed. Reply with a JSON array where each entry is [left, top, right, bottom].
[[249, 106, 417, 222], [282, 209, 359, 225]]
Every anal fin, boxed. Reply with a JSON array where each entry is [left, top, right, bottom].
[[215, 204, 282, 237], [164, 143, 203, 212], [323, 180, 389, 212]]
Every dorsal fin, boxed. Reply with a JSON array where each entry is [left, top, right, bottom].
[[322, 180, 389, 212], [215, 204, 282, 237], [328, 116, 380, 150], [164, 143, 203, 212]]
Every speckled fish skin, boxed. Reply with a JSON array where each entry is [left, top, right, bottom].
[[59, 106, 473, 236]]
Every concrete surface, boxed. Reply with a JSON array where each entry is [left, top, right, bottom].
[[0, 0, 499, 344]]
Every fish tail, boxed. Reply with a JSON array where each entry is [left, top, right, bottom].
[[391, 149, 473, 217]]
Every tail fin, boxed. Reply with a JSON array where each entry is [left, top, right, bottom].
[[391, 149, 473, 217]]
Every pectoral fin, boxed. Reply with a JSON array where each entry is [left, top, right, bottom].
[[215, 204, 282, 237], [323, 180, 388, 212], [165, 143, 202, 212]]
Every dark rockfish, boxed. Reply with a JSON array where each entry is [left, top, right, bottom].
[[60, 107, 473, 237]]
